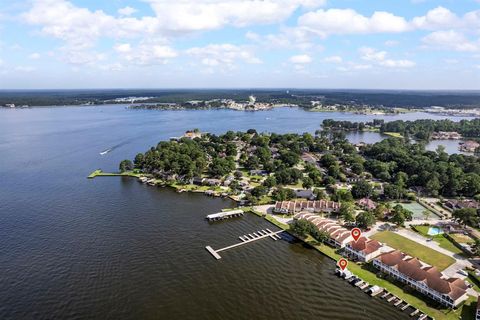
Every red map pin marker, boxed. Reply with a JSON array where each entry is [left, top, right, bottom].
[[338, 258, 348, 271], [351, 228, 362, 242]]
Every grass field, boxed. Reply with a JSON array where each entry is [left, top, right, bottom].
[[413, 226, 465, 256], [87, 170, 142, 179], [383, 132, 404, 138], [451, 233, 475, 244], [371, 231, 455, 271]]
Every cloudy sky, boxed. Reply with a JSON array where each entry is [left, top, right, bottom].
[[0, 0, 479, 89]]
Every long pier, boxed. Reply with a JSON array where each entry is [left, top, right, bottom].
[[205, 229, 284, 259], [206, 209, 244, 221]]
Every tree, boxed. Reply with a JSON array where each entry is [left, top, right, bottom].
[[374, 204, 389, 219], [302, 177, 313, 189], [391, 210, 405, 226], [453, 208, 479, 227], [209, 157, 235, 177], [351, 180, 373, 199], [391, 205, 413, 226], [290, 220, 313, 238], [134, 153, 145, 168], [335, 189, 353, 202], [263, 176, 277, 189], [251, 185, 267, 197], [355, 211, 376, 229], [314, 189, 327, 200], [119, 159, 134, 172], [272, 187, 296, 201], [339, 202, 355, 223], [422, 210, 431, 221]]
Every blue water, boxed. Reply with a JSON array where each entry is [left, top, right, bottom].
[[427, 227, 443, 236], [0, 105, 470, 319]]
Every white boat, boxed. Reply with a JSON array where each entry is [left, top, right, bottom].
[[99, 148, 111, 155]]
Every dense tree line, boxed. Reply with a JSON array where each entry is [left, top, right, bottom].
[[363, 138, 480, 197], [380, 119, 480, 139]]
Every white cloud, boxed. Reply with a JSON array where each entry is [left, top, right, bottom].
[[115, 41, 177, 65], [323, 56, 342, 63], [29, 53, 41, 59], [444, 59, 459, 64], [385, 40, 399, 47], [186, 43, 261, 70], [60, 49, 106, 65], [118, 6, 137, 17], [412, 6, 480, 31], [23, 0, 326, 45], [289, 54, 312, 64], [298, 9, 410, 37], [245, 28, 318, 51], [359, 47, 415, 68], [422, 30, 479, 52], [145, 0, 326, 31], [114, 43, 132, 53], [15, 66, 36, 72], [412, 7, 460, 30]]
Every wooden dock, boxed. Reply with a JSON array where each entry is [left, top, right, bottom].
[[410, 309, 419, 317], [206, 229, 284, 259], [205, 246, 222, 260], [206, 210, 244, 221]]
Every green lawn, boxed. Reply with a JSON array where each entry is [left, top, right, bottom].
[[87, 170, 142, 179], [383, 132, 404, 138], [371, 231, 455, 271], [413, 226, 465, 256], [451, 233, 475, 244]]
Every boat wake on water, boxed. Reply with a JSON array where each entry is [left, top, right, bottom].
[[99, 148, 111, 155]]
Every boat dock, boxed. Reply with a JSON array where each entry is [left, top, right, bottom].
[[206, 209, 244, 221], [336, 267, 421, 318], [206, 229, 284, 259]]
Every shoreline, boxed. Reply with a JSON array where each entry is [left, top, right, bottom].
[[87, 171, 473, 319], [258, 212, 474, 320]]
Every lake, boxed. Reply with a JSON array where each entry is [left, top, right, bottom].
[[0, 105, 473, 319]]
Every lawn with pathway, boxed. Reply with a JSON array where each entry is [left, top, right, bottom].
[[371, 231, 456, 271]]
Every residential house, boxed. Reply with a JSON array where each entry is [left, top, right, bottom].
[[357, 198, 377, 211], [223, 175, 235, 187], [294, 189, 316, 200], [192, 177, 205, 185], [205, 179, 222, 186], [444, 199, 480, 211], [344, 236, 384, 262], [460, 140, 480, 153], [372, 250, 468, 308], [250, 169, 267, 176], [183, 130, 202, 139], [273, 200, 341, 215], [294, 212, 353, 247]]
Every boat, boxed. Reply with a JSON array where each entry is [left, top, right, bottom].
[[99, 148, 111, 155]]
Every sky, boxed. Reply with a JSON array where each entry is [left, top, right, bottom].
[[0, 0, 479, 90]]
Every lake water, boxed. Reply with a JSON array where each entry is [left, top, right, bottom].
[[0, 105, 473, 319]]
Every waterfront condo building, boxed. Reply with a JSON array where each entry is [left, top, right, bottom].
[[344, 237, 384, 262], [274, 200, 341, 215], [372, 250, 468, 308]]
